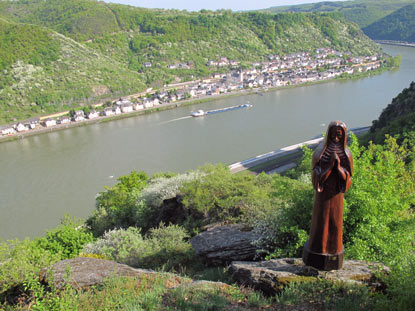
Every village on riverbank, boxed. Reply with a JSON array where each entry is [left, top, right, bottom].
[[1, 47, 384, 139]]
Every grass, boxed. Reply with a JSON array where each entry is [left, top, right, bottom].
[[6, 272, 274, 311], [275, 279, 374, 310], [8, 269, 381, 311]]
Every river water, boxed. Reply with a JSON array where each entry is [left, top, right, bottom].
[[1, 45, 414, 240]]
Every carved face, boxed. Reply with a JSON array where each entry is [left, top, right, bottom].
[[329, 126, 343, 144]]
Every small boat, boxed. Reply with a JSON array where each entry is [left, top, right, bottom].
[[191, 110, 206, 117], [191, 104, 252, 117], [241, 103, 253, 108]]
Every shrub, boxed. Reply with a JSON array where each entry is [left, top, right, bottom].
[[0, 215, 92, 300], [253, 174, 313, 258], [86, 171, 148, 236], [0, 239, 60, 298], [179, 164, 275, 233], [344, 135, 415, 264], [132, 171, 202, 232], [34, 215, 94, 260], [83, 224, 195, 272]]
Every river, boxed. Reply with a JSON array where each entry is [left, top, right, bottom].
[[1, 45, 414, 240]]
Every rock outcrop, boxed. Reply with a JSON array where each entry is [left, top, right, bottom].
[[190, 224, 259, 265], [41, 257, 156, 289], [229, 258, 389, 296]]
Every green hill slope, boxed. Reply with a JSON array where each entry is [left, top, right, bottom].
[[365, 81, 415, 144], [263, 0, 415, 28], [363, 4, 415, 42], [0, 0, 383, 124], [0, 18, 145, 123]]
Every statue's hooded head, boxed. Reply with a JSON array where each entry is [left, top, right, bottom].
[[325, 120, 347, 149], [312, 120, 353, 192]]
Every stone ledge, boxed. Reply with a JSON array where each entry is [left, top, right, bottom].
[[229, 258, 389, 296], [41, 257, 157, 289]]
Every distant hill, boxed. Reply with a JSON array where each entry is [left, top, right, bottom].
[[363, 4, 415, 42], [365, 81, 415, 144], [0, 0, 382, 124], [263, 0, 415, 28]]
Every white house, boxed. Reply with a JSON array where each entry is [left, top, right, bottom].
[[133, 103, 144, 110], [59, 116, 71, 124], [103, 107, 114, 116], [73, 111, 85, 122], [43, 118, 57, 127], [121, 103, 133, 113], [114, 107, 121, 115], [87, 110, 99, 119], [16, 123, 28, 132], [1, 126, 16, 135], [143, 98, 154, 108]]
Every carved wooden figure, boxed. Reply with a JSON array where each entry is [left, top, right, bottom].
[[303, 121, 353, 270]]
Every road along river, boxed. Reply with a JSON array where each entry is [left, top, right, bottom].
[[1, 45, 414, 240]]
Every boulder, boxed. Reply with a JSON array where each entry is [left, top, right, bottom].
[[229, 258, 389, 296], [190, 224, 259, 265], [41, 257, 156, 289]]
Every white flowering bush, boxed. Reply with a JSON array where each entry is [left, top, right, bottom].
[[252, 174, 313, 259], [137, 171, 202, 208], [132, 171, 202, 231], [82, 227, 145, 267], [82, 224, 195, 271]]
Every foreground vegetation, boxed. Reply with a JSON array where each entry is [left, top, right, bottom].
[[1, 130, 414, 309], [1, 76, 415, 309], [0, 0, 383, 124]]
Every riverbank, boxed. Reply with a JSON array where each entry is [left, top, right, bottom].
[[0, 62, 396, 144], [375, 40, 415, 48]]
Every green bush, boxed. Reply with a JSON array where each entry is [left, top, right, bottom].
[[0, 215, 92, 298], [132, 171, 201, 232], [0, 239, 60, 298], [253, 174, 313, 258], [82, 224, 196, 272], [179, 164, 275, 233], [86, 171, 148, 236], [344, 135, 415, 264], [34, 215, 94, 260]]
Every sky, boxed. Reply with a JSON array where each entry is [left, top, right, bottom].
[[103, 0, 347, 12]]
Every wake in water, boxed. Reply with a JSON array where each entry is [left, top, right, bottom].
[[158, 116, 192, 125]]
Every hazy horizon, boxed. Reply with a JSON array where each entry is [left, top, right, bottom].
[[103, 0, 348, 12]]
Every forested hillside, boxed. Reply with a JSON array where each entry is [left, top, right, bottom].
[[263, 0, 414, 28], [0, 0, 382, 124], [0, 18, 145, 123], [365, 81, 415, 144], [363, 4, 415, 42]]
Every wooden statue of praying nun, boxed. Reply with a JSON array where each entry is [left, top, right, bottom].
[[302, 121, 353, 270]]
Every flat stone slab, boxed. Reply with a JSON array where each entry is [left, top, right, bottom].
[[229, 258, 389, 296], [41, 257, 157, 289], [190, 224, 259, 266]]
